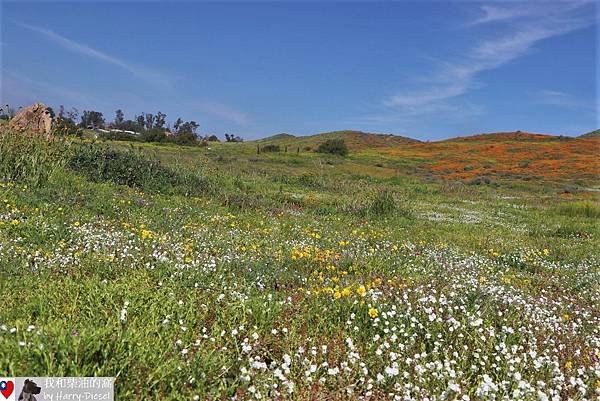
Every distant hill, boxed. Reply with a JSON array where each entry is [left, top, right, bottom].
[[440, 131, 567, 143], [254, 130, 419, 151], [579, 129, 600, 138], [257, 133, 296, 142]]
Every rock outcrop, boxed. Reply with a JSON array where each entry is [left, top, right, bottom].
[[9, 103, 53, 136]]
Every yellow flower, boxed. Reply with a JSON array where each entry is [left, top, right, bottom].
[[73, 221, 80, 227], [356, 285, 367, 297], [368, 308, 378, 319], [140, 229, 154, 240], [565, 361, 573, 369], [10, 219, 19, 226], [341, 287, 351, 297], [543, 249, 550, 256], [333, 291, 341, 300]]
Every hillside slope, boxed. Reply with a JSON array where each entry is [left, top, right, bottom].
[[255, 130, 419, 151], [439, 131, 566, 143]]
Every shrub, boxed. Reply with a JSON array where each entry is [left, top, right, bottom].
[[316, 139, 348, 156], [261, 144, 281, 152], [173, 131, 198, 146], [369, 189, 396, 216], [140, 129, 167, 143], [0, 127, 69, 186], [52, 117, 83, 137], [67, 143, 211, 195]]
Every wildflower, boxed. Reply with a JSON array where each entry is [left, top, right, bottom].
[[368, 308, 378, 319], [565, 360, 573, 369], [140, 229, 154, 240], [10, 219, 19, 226], [341, 287, 351, 297], [73, 221, 80, 227], [356, 285, 367, 297]]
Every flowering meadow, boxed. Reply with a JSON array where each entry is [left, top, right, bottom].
[[1, 131, 599, 400]]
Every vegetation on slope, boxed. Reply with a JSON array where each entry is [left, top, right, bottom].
[[0, 126, 598, 399]]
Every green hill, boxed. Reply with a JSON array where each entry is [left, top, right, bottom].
[[254, 130, 419, 151], [580, 129, 600, 138]]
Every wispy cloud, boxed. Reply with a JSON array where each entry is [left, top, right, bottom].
[[17, 22, 171, 88], [190, 101, 251, 126], [467, 1, 592, 26], [2, 71, 104, 109], [377, 1, 596, 119], [532, 89, 595, 110]]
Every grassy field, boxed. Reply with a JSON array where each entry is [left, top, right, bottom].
[[1, 128, 599, 400]]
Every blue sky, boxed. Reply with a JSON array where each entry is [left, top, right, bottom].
[[1, 1, 597, 140]]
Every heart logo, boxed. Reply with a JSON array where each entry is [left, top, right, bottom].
[[0, 380, 13, 399]]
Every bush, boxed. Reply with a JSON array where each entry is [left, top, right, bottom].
[[52, 117, 83, 137], [369, 189, 396, 216], [173, 131, 197, 146], [261, 144, 281, 152], [316, 139, 348, 156], [140, 129, 166, 143], [67, 143, 211, 195], [0, 127, 69, 186]]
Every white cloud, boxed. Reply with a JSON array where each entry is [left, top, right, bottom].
[[190, 101, 250, 126], [380, 1, 595, 116], [532, 89, 594, 110], [2, 71, 101, 108], [17, 22, 171, 88], [469, 1, 594, 26]]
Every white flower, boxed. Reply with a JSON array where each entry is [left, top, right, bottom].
[[385, 366, 399, 377]]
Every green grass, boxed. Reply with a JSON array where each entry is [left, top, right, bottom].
[[556, 200, 600, 218], [1, 133, 599, 399]]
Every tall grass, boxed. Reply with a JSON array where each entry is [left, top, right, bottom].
[[0, 127, 69, 186], [556, 200, 600, 218]]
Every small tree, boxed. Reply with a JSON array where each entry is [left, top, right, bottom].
[[80, 110, 105, 129], [114, 109, 125, 128], [154, 111, 167, 129], [225, 133, 243, 142], [316, 138, 348, 156], [261, 144, 280, 152]]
